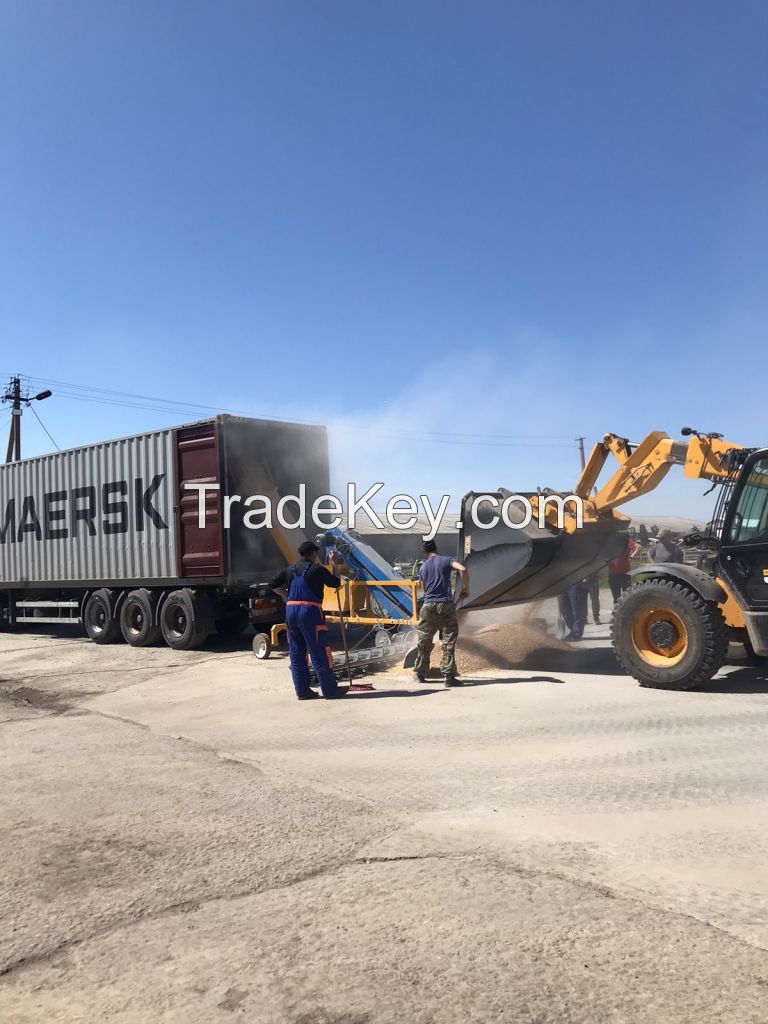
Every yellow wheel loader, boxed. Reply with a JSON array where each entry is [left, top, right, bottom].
[[459, 428, 768, 690]]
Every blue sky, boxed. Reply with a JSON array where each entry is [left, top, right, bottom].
[[1, 0, 766, 520]]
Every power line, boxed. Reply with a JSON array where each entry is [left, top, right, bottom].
[[46, 392, 223, 417], [28, 402, 60, 451], [47, 383, 571, 439], [50, 393, 574, 446], [17, 374, 257, 417], [42, 391, 577, 448], [331, 433, 575, 448], [16, 373, 573, 439], [9, 371, 579, 450]]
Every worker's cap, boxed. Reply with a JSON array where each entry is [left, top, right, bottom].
[[298, 540, 320, 557]]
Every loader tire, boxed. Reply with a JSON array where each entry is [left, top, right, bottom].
[[611, 578, 726, 690]]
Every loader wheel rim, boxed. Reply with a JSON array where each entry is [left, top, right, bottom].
[[631, 607, 688, 667]]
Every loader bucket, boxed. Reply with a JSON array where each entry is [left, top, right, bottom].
[[457, 490, 627, 610]]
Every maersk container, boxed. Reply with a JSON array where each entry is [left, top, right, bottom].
[[0, 415, 329, 649]]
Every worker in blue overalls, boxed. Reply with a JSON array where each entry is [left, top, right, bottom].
[[270, 540, 345, 700]]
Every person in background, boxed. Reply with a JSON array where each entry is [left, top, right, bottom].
[[585, 571, 601, 625], [608, 536, 635, 602], [557, 590, 574, 639], [649, 529, 679, 564], [413, 540, 469, 687], [270, 541, 345, 701], [564, 580, 588, 640]]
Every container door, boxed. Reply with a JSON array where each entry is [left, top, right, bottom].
[[174, 422, 224, 577]]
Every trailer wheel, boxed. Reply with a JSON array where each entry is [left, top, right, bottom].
[[120, 589, 162, 647], [611, 578, 727, 690], [252, 632, 272, 659], [160, 589, 208, 650], [84, 590, 121, 645]]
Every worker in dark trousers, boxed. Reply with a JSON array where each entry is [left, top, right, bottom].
[[564, 580, 588, 641], [270, 541, 345, 701], [413, 539, 469, 687], [585, 571, 601, 624]]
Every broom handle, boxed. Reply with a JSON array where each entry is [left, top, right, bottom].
[[335, 586, 354, 687]]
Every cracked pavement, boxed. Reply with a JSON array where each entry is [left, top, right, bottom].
[[2, 627, 768, 1022]]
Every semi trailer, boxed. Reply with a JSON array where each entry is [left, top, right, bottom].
[[0, 415, 329, 649]]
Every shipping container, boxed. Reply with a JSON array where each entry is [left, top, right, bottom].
[[0, 415, 329, 648]]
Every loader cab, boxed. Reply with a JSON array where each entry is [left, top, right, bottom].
[[719, 448, 768, 609]]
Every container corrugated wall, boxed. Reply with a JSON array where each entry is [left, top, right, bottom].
[[0, 429, 178, 584]]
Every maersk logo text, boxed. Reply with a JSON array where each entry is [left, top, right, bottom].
[[0, 475, 168, 544]]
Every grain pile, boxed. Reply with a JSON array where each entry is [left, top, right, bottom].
[[384, 619, 574, 678], [454, 622, 571, 674]]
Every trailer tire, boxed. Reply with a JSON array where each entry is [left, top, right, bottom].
[[612, 578, 727, 690], [160, 589, 209, 650], [84, 590, 121, 645], [120, 589, 162, 647]]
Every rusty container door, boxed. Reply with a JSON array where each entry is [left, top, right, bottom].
[[174, 421, 225, 578]]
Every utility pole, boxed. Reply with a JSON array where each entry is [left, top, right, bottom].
[[5, 376, 21, 463], [576, 436, 586, 471], [2, 376, 53, 463]]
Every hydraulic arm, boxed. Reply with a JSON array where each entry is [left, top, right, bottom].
[[459, 428, 747, 612], [574, 429, 744, 516]]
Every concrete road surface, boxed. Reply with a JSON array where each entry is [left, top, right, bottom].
[[2, 624, 768, 1023]]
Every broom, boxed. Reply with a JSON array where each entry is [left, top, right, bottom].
[[336, 586, 374, 693]]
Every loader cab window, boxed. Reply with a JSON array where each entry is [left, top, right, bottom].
[[726, 456, 768, 544]]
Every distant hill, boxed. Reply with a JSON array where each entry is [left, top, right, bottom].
[[626, 515, 706, 533]]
